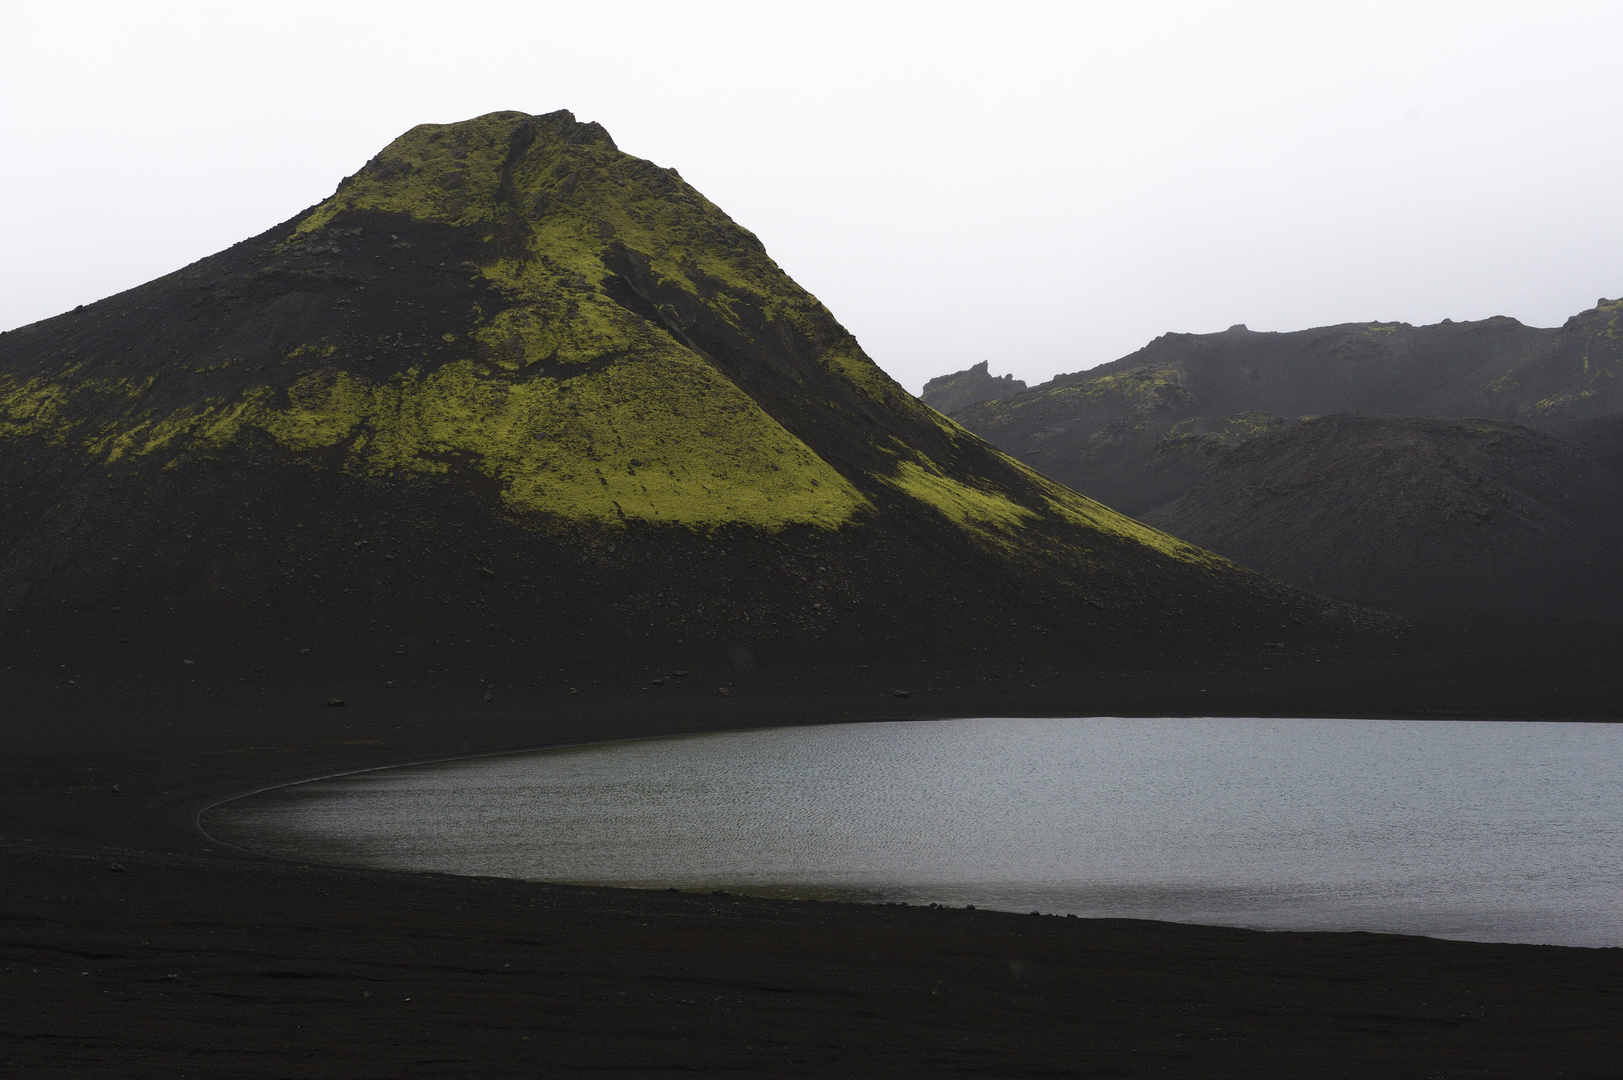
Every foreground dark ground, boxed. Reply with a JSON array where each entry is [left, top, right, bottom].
[[3, 615, 1622, 1078]]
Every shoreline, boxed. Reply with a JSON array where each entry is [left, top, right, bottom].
[[3, 663, 1622, 1076], [201, 714, 1623, 954]]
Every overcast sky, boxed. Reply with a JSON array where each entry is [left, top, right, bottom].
[[5, 2, 1622, 392]]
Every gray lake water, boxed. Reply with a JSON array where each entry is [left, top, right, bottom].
[[206, 717, 1623, 947]]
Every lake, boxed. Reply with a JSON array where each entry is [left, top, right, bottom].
[[205, 717, 1623, 947]]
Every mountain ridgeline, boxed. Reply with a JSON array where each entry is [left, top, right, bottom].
[[926, 307, 1623, 618], [0, 110, 1329, 683]]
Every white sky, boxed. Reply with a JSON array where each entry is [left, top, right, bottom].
[[4, 2, 1622, 392]]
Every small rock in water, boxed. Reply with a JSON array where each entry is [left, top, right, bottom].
[[482, 693, 492, 702], [327, 697, 345, 707], [109, 784, 120, 793], [109, 863, 125, 873], [893, 689, 910, 698], [718, 686, 731, 696]]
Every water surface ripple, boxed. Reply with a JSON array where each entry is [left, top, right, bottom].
[[208, 718, 1623, 946]]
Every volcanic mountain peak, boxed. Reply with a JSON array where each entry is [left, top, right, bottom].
[[0, 110, 1223, 551], [0, 110, 1326, 675], [0, 110, 912, 532]]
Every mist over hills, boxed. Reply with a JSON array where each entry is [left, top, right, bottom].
[[0, 110, 1330, 684], [926, 305, 1623, 617]]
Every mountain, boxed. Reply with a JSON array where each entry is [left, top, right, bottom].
[[1479, 297, 1623, 424], [921, 361, 1027, 414], [923, 308, 1623, 618], [0, 110, 1324, 684], [928, 317, 1557, 517], [1141, 415, 1623, 618]]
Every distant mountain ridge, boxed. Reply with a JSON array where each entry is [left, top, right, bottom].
[[926, 315, 1562, 516], [924, 304, 1623, 617], [921, 361, 1027, 414]]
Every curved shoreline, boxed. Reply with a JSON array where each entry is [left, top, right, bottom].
[[3, 670, 1622, 1076], [193, 719, 862, 863], [205, 715, 1623, 951]]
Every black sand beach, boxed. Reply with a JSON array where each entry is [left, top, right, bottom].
[[4, 619, 1622, 1078]]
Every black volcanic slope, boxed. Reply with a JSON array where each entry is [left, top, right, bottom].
[[0, 110, 1326, 683], [1142, 415, 1623, 618]]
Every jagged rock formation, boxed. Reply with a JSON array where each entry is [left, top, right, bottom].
[[0, 110, 1323, 681], [922, 361, 1027, 414]]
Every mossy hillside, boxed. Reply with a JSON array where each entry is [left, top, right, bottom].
[[0, 109, 1359, 679], [260, 358, 868, 529], [0, 349, 868, 530], [0, 110, 908, 532], [886, 459, 1036, 537], [1, 108, 1219, 566], [888, 406, 1227, 568], [962, 364, 1195, 431], [289, 111, 917, 412], [0, 107, 1329, 670], [0, 343, 1197, 551], [1157, 412, 1290, 456], [1488, 299, 1623, 421], [1021, 463, 1226, 566]]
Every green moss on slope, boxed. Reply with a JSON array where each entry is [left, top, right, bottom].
[[1, 109, 1246, 579], [287, 111, 914, 415], [886, 459, 1036, 537], [0, 352, 867, 530], [255, 357, 868, 528]]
